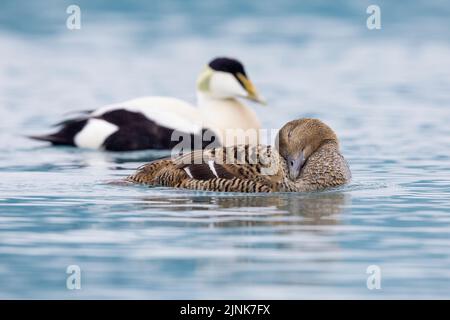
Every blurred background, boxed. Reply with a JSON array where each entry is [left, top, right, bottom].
[[1, 0, 450, 138], [0, 0, 450, 299]]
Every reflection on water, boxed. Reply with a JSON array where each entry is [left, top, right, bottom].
[[1, 0, 450, 299], [138, 191, 350, 227]]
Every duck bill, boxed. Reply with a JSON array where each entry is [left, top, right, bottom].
[[237, 73, 266, 105], [288, 152, 305, 181]]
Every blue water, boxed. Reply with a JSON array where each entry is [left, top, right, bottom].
[[1, 0, 450, 299]]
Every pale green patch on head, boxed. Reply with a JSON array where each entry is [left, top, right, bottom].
[[196, 66, 213, 92]]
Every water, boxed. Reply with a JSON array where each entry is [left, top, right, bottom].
[[1, 0, 450, 299]]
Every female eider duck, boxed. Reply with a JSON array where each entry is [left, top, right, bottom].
[[126, 118, 351, 192], [29, 57, 265, 151]]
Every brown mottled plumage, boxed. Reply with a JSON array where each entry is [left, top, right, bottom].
[[126, 118, 351, 193]]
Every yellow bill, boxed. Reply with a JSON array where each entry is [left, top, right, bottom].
[[237, 73, 267, 105]]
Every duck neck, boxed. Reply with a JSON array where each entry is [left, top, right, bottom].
[[197, 92, 261, 146], [196, 91, 261, 146], [197, 91, 233, 105]]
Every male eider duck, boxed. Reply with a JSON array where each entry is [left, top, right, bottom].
[[127, 118, 351, 192], [29, 57, 265, 151]]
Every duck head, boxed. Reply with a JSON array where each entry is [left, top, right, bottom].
[[196, 57, 265, 104], [276, 118, 339, 180]]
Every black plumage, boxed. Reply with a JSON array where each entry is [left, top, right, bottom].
[[208, 57, 248, 87], [29, 109, 219, 151], [29, 118, 88, 146]]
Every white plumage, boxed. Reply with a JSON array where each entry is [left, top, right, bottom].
[[92, 96, 204, 135], [74, 119, 119, 149]]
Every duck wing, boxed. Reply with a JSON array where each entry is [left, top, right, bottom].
[[173, 145, 279, 179], [127, 145, 284, 192]]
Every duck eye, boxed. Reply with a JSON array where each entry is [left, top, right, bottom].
[[290, 160, 294, 166]]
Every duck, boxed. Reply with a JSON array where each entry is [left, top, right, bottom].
[[126, 118, 351, 192], [29, 57, 265, 151]]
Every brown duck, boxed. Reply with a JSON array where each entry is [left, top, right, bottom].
[[126, 118, 351, 192]]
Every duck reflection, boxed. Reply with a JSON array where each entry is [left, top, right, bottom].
[[138, 191, 351, 227]]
